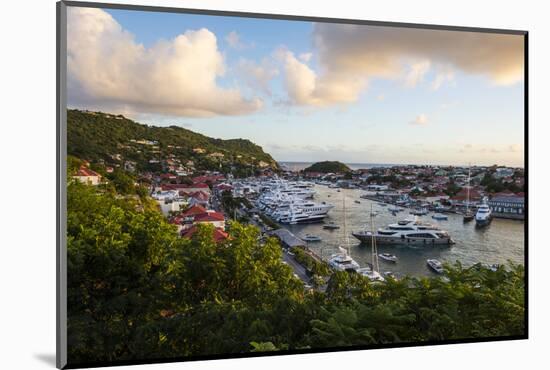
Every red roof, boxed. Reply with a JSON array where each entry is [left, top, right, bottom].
[[451, 188, 482, 201], [161, 183, 210, 191], [189, 191, 210, 201], [192, 175, 225, 184], [215, 183, 233, 191], [194, 211, 225, 222], [181, 225, 229, 242], [181, 205, 207, 217], [75, 166, 100, 177]]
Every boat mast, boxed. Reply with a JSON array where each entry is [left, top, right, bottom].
[[370, 204, 379, 273], [466, 165, 471, 213], [342, 190, 350, 256]]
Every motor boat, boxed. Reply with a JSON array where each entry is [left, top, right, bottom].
[[378, 253, 398, 263], [463, 211, 474, 223], [323, 222, 340, 230], [302, 234, 322, 242], [432, 213, 448, 220], [410, 208, 428, 216], [427, 259, 444, 274], [328, 253, 360, 272], [357, 267, 385, 282]]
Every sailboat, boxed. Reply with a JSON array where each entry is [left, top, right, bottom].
[[328, 190, 360, 272], [357, 204, 384, 282], [463, 165, 474, 222]]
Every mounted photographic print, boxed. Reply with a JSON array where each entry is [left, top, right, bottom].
[[56, 1, 527, 368]]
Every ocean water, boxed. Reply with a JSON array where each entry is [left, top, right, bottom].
[[285, 185, 525, 277]]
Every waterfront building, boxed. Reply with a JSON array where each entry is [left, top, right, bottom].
[[488, 192, 525, 220]]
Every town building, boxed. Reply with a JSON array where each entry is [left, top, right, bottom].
[[73, 166, 101, 185], [488, 192, 525, 220]]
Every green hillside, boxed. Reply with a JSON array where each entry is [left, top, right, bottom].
[[303, 161, 351, 173], [67, 109, 279, 174]]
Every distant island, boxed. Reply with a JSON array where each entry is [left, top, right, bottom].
[[302, 161, 351, 173]]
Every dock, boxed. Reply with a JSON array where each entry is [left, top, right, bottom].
[[270, 229, 305, 248]]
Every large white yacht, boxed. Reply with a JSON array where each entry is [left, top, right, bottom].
[[352, 217, 454, 245], [278, 207, 328, 224], [475, 198, 492, 227], [254, 179, 333, 223]]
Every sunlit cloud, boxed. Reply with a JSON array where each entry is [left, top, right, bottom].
[[67, 8, 262, 117], [410, 113, 429, 125], [280, 23, 523, 106]]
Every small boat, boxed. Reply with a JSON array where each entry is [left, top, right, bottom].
[[354, 200, 361, 204], [302, 234, 322, 242], [463, 212, 474, 222], [370, 211, 379, 217], [427, 259, 444, 274], [379, 203, 387, 207], [357, 267, 385, 282], [388, 205, 401, 212], [323, 222, 340, 230], [378, 253, 398, 263], [411, 208, 429, 216], [383, 271, 397, 280], [432, 213, 448, 220], [336, 189, 341, 192]]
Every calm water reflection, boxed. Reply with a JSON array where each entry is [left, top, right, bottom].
[[286, 185, 525, 277]]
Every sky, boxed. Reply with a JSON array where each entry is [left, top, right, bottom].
[[66, 6, 525, 167]]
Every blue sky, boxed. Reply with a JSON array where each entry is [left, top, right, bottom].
[[67, 7, 525, 167]]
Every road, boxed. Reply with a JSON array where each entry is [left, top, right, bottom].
[[282, 250, 310, 283]]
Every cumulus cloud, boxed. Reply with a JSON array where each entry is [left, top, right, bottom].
[[276, 48, 365, 106], [404, 60, 431, 88], [280, 23, 523, 106], [235, 58, 279, 95], [410, 114, 428, 125], [67, 8, 262, 117], [299, 52, 313, 62], [225, 31, 244, 49]]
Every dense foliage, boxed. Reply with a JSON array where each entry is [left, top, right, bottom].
[[67, 182, 525, 366], [303, 161, 351, 173], [67, 109, 279, 173]]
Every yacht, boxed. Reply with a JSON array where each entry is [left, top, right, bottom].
[[323, 222, 340, 230], [357, 266, 385, 282], [410, 208, 428, 216], [427, 259, 444, 274], [378, 253, 398, 263], [352, 217, 454, 245], [302, 234, 322, 242], [278, 207, 327, 224], [475, 198, 492, 227], [329, 253, 360, 272]]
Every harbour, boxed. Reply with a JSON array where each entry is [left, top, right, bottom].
[[284, 184, 524, 277]]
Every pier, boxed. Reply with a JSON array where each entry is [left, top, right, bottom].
[[270, 229, 305, 248]]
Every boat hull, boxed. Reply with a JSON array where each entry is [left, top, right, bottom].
[[475, 217, 492, 227], [352, 233, 454, 245]]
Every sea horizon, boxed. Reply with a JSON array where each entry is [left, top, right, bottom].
[[278, 161, 523, 171]]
